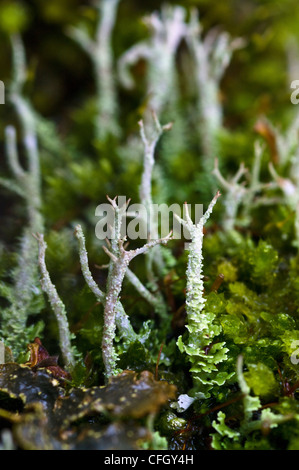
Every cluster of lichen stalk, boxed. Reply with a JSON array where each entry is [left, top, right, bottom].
[[0, 35, 44, 354], [33, 115, 173, 378], [0, 0, 263, 385], [2, 0, 299, 396]]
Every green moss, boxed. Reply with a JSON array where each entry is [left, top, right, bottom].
[[243, 363, 278, 398]]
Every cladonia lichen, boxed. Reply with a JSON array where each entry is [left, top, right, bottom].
[[175, 192, 234, 398]]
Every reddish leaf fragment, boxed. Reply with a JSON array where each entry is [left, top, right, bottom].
[[25, 338, 71, 381], [254, 118, 279, 164]]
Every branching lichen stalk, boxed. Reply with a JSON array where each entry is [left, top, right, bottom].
[[102, 232, 172, 379], [74, 224, 138, 344], [212, 158, 248, 232], [118, 5, 187, 118], [75, 197, 172, 380]]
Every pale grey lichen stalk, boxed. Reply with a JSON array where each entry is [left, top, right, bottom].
[[75, 196, 172, 380], [10, 35, 41, 197], [7, 34, 43, 233], [118, 5, 188, 167], [33, 233, 75, 370], [253, 112, 299, 248], [212, 143, 277, 231], [139, 114, 173, 237], [138, 114, 172, 285], [187, 10, 243, 169], [74, 223, 138, 345], [67, 0, 121, 141], [106, 195, 168, 321], [100, 195, 173, 378], [0, 34, 44, 353], [176, 192, 221, 319], [212, 158, 248, 232], [125, 267, 167, 320], [175, 192, 233, 397], [268, 160, 299, 249], [241, 142, 264, 221], [118, 5, 187, 118], [102, 231, 172, 378]]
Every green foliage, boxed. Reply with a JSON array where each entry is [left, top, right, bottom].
[[0, 1, 30, 34], [177, 290, 235, 399], [211, 411, 241, 450], [243, 363, 278, 398]]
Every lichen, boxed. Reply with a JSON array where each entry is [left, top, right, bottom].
[[1, 0, 299, 451]]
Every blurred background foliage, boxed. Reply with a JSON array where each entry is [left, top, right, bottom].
[[0, 0, 298, 123]]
